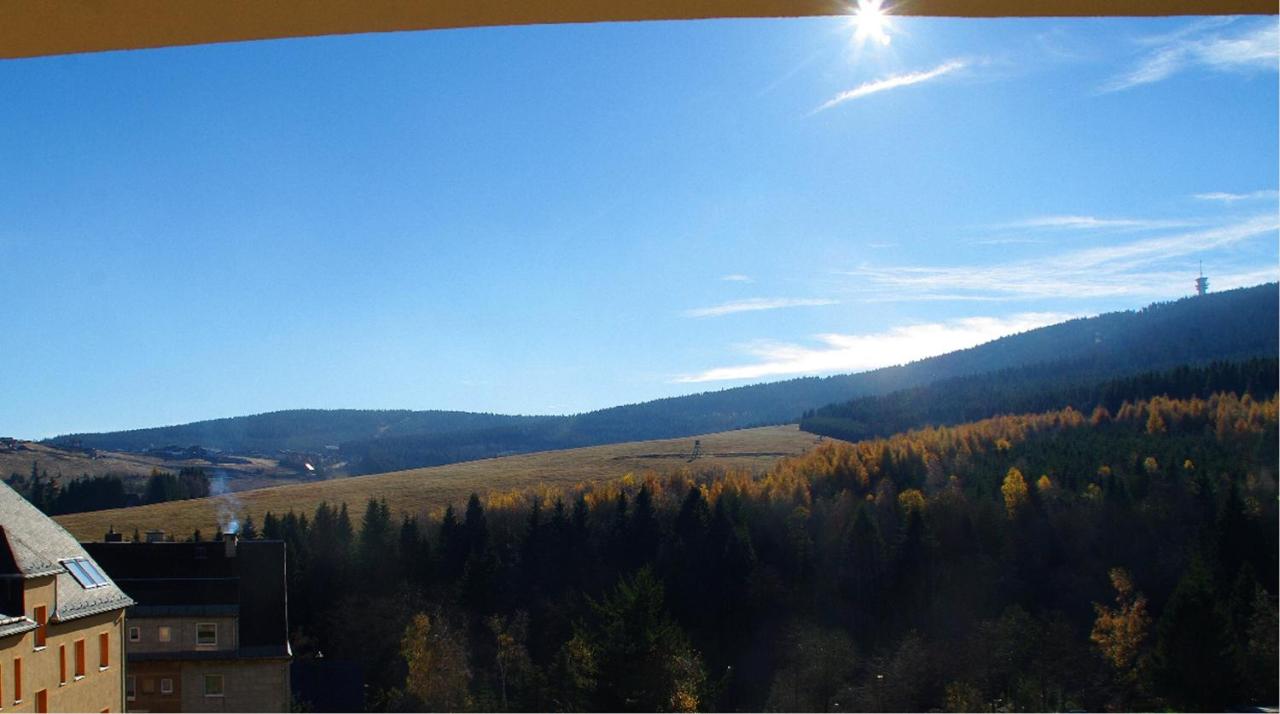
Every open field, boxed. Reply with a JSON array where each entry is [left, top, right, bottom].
[[56, 425, 821, 539]]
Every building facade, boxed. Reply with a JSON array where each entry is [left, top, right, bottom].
[[0, 481, 134, 713], [84, 535, 291, 713]]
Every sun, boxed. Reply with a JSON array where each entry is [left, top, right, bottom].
[[852, 0, 892, 46]]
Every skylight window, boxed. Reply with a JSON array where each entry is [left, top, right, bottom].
[[62, 558, 109, 589]]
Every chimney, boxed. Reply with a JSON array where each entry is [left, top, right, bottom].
[[223, 531, 238, 558]]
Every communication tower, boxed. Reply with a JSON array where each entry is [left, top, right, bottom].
[[1195, 263, 1209, 297]]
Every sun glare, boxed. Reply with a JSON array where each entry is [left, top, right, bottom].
[[852, 0, 893, 46]]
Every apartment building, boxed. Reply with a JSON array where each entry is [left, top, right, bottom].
[[84, 534, 291, 712], [0, 481, 134, 713]]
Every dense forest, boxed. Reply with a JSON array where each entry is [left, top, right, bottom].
[[802, 358, 1278, 443], [5, 466, 210, 515], [223, 388, 1276, 711], [48, 285, 1279, 476]]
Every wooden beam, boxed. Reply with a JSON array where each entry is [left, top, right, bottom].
[[2, 0, 1275, 60]]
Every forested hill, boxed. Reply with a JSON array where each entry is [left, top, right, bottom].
[[801, 358, 1279, 443], [48, 410, 559, 455], [316, 283, 1280, 473], [49, 284, 1278, 473]]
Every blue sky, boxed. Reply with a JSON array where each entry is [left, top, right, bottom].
[[2, 14, 1277, 438]]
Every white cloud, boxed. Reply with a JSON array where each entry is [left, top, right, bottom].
[[813, 60, 967, 114], [847, 213, 1279, 301], [676, 312, 1072, 383], [866, 241, 898, 249], [1193, 189, 1279, 202], [1000, 215, 1192, 231], [683, 297, 839, 318], [972, 237, 1044, 246], [1104, 21, 1278, 92], [720, 274, 754, 282]]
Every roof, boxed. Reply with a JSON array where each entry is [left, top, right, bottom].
[[0, 480, 135, 622], [83, 539, 290, 658], [0, 616, 38, 639], [1, 0, 1275, 60]]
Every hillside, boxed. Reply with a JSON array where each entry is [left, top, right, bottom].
[[46, 409, 556, 456], [0, 441, 295, 491], [55, 425, 821, 539], [801, 357, 1279, 442], [48, 284, 1279, 475]]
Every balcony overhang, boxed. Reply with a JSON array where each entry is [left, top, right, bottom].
[[2, 0, 1276, 61]]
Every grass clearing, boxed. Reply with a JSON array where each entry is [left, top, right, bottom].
[[56, 425, 820, 539]]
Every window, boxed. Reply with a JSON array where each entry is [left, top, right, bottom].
[[61, 558, 109, 589], [125, 676, 135, 702], [58, 645, 66, 685], [128, 626, 140, 643], [35, 689, 46, 714], [73, 639, 85, 678], [196, 623, 217, 646], [203, 674, 224, 698], [13, 657, 21, 703], [157, 626, 171, 643], [142, 678, 155, 694], [160, 678, 173, 695], [98, 632, 109, 669], [33, 606, 46, 649]]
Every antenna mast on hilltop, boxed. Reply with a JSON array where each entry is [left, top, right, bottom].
[[1195, 262, 1209, 297]]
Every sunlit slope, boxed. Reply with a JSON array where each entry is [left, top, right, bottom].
[[55, 425, 820, 539]]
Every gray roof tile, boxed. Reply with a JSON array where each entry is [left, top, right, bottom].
[[0, 481, 134, 621]]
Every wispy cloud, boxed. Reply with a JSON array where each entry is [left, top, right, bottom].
[[1193, 189, 1279, 203], [675, 312, 1071, 383], [847, 214, 1279, 301], [813, 59, 967, 114], [683, 297, 839, 319], [867, 241, 897, 249], [1103, 21, 1278, 92], [972, 237, 1044, 246], [720, 274, 754, 283], [1000, 215, 1193, 231]]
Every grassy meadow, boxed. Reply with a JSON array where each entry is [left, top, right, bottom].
[[56, 425, 821, 539]]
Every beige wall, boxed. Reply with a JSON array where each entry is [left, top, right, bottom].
[[124, 619, 236, 655], [177, 660, 289, 713], [0, 576, 126, 713]]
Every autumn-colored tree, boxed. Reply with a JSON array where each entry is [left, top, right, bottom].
[[896, 488, 925, 516], [1001, 468, 1029, 518], [1145, 408, 1167, 434], [487, 611, 533, 711], [1090, 567, 1151, 706], [401, 611, 472, 711]]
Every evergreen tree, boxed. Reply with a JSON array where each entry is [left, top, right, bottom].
[[1153, 556, 1237, 710]]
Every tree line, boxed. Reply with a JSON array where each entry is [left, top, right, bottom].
[[230, 389, 1276, 711], [5, 465, 209, 515]]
